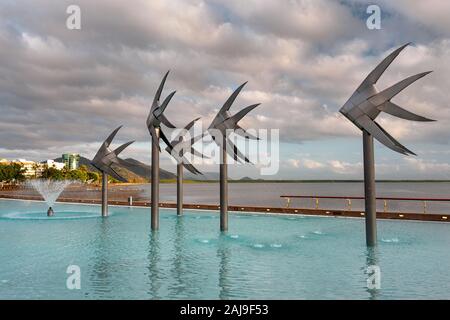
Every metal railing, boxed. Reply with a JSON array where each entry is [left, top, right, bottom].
[[280, 195, 450, 214]]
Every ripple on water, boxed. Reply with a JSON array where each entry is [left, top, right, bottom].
[[270, 243, 283, 248], [381, 238, 399, 243], [1, 211, 104, 220]]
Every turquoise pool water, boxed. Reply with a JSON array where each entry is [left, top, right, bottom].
[[0, 199, 449, 299]]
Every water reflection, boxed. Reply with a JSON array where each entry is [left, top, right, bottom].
[[365, 246, 381, 300], [147, 232, 161, 299], [169, 216, 188, 297], [217, 235, 232, 299], [90, 219, 113, 297]]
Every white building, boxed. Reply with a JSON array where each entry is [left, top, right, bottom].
[[44, 160, 66, 170], [1, 159, 66, 178], [14, 159, 39, 177]]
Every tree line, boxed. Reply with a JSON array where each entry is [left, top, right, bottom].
[[0, 163, 26, 183], [0, 163, 107, 184]]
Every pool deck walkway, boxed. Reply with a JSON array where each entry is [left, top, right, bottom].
[[1, 194, 449, 223]]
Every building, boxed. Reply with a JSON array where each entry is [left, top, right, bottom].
[[44, 160, 66, 170], [1, 159, 66, 178], [62, 153, 80, 170], [14, 159, 39, 177]]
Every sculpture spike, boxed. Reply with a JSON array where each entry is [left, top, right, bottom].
[[153, 70, 170, 105], [160, 129, 175, 150], [114, 140, 135, 156], [218, 82, 247, 114], [160, 91, 176, 113], [103, 166, 127, 183], [226, 138, 251, 163], [357, 43, 410, 92], [104, 126, 123, 147], [369, 71, 432, 106], [229, 103, 261, 125], [182, 161, 202, 175], [358, 116, 416, 155], [160, 114, 176, 128], [184, 117, 201, 131], [379, 102, 435, 122], [235, 124, 259, 140]]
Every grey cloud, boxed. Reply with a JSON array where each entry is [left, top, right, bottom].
[[0, 0, 449, 179]]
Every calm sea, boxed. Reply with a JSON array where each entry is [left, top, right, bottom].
[[141, 182, 450, 214]]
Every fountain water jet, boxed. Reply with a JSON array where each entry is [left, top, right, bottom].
[[28, 179, 73, 216]]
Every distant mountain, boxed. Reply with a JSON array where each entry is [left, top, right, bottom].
[[185, 171, 219, 181], [53, 156, 176, 182], [109, 165, 147, 183], [123, 158, 176, 180]]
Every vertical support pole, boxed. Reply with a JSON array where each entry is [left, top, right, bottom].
[[101, 171, 108, 217], [220, 134, 228, 232], [151, 127, 160, 231], [363, 131, 377, 247], [177, 163, 183, 216]]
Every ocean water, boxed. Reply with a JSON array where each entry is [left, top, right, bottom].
[[146, 182, 450, 214], [1, 199, 449, 299]]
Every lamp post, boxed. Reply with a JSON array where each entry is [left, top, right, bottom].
[[339, 43, 435, 246]]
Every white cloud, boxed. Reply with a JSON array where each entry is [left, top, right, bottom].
[[327, 160, 363, 175], [303, 159, 325, 169], [288, 159, 301, 168]]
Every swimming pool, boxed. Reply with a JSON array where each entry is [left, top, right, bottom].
[[0, 199, 449, 299]]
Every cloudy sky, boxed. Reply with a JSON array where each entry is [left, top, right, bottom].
[[0, 0, 449, 179]]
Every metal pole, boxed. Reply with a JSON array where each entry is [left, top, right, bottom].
[[102, 171, 108, 217], [177, 163, 183, 216], [220, 134, 228, 232], [151, 127, 160, 231], [363, 131, 377, 246]]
